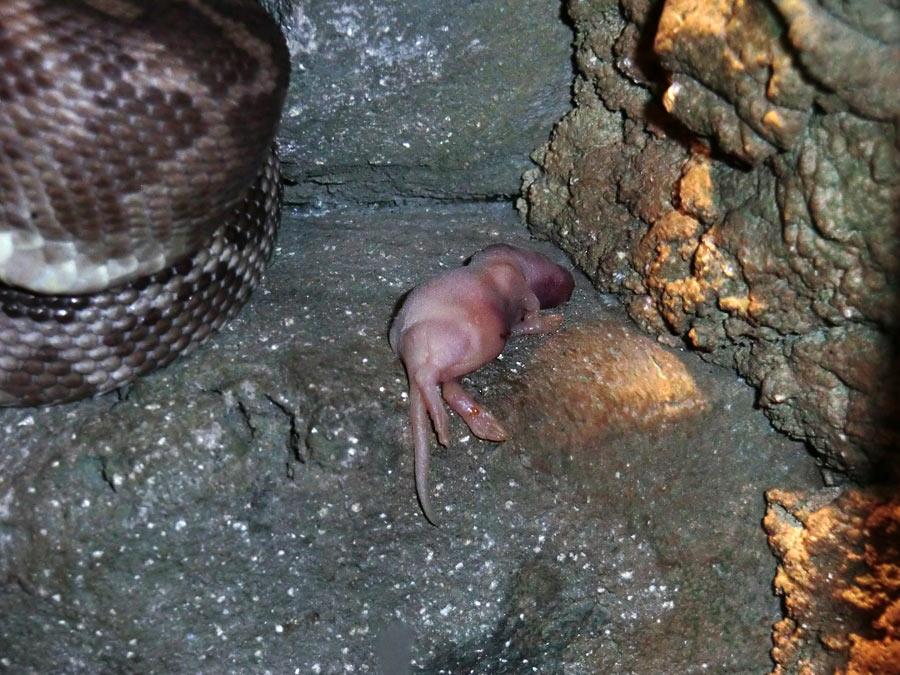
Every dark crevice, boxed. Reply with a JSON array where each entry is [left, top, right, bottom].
[[264, 393, 304, 466]]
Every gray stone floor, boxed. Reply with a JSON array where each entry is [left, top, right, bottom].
[[0, 203, 822, 673]]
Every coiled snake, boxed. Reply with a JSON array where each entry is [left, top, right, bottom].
[[0, 0, 290, 406]]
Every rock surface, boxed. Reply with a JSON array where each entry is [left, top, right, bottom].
[[764, 487, 900, 675], [3, 1, 893, 671], [0, 204, 822, 673], [521, 0, 900, 477], [265, 0, 574, 207]]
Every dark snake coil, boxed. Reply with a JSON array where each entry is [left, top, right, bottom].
[[0, 0, 290, 406]]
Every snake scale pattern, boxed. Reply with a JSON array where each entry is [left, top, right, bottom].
[[0, 0, 290, 406]]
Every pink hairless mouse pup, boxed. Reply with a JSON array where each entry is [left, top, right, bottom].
[[390, 243, 575, 524]]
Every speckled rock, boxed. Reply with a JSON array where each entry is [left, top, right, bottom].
[[499, 321, 705, 460], [764, 487, 900, 675], [0, 204, 823, 673], [520, 0, 900, 476], [265, 0, 573, 207]]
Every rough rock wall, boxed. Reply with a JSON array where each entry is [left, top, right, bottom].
[[521, 0, 899, 476], [264, 0, 573, 207], [764, 487, 900, 675]]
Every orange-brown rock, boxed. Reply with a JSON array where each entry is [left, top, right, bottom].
[[764, 487, 900, 675]]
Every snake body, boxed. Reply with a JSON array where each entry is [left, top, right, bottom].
[[0, 0, 290, 405]]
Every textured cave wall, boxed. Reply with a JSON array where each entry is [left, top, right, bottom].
[[764, 487, 900, 675], [261, 0, 573, 207], [520, 0, 899, 476]]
